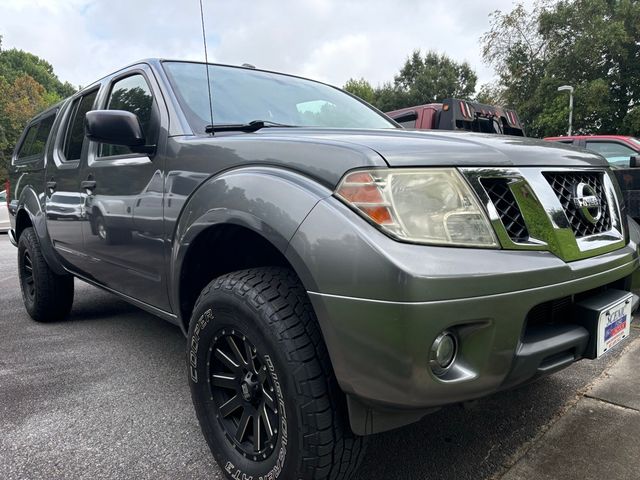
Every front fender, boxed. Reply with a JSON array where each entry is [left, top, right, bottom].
[[15, 184, 67, 275], [169, 166, 332, 319]]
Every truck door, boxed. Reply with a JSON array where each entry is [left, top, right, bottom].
[[45, 89, 99, 269], [80, 66, 171, 311]]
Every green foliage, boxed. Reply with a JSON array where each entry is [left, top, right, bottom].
[[343, 50, 477, 112], [343, 77, 376, 104], [481, 0, 640, 137], [0, 36, 75, 182], [621, 107, 640, 136], [393, 50, 477, 108], [475, 83, 506, 106]]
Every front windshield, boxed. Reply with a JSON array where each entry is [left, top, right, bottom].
[[163, 61, 396, 133]]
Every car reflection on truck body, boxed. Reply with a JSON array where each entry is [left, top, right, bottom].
[[84, 170, 208, 243], [46, 192, 85, 220]]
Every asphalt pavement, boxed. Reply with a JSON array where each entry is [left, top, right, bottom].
[[0, 232, 637, 480]]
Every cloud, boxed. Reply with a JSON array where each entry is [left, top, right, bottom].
[[0, 0, 536, 91]]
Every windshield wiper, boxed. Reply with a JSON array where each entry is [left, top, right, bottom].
[[205, 120, 297, 134]]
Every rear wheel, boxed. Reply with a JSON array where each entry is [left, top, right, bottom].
[[187, 267, 366, 480], [18, 227, 74, 322]]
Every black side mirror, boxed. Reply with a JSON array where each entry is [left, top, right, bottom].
[[630, 155, 640, 168], [85, 110, 155, 154]]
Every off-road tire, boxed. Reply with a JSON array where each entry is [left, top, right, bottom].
[[187, 267, 366, 480], [18, 227, 74, 322]]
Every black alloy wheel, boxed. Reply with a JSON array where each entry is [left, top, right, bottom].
[[209, 329, 280, 460], [20, 250, 36, 300]]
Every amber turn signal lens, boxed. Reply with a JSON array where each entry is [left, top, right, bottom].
[[335, 171, 396, 227], [360, 206, 394, 225]]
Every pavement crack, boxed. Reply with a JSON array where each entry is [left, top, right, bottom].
[[583, 395, 640, 413]]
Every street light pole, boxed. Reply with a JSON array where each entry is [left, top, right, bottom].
[[557, 85, 574, 136]]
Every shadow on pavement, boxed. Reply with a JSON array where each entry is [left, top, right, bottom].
[[355, 377, 563, 480]]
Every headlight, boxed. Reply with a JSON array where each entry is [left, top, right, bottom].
[[335, 168, 498, 247]]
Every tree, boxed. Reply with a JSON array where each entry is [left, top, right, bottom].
[[343, 77, 376, 104], [0, 36, 74, 182], [475, 83, 506, 106], [392, 50, 477, 108], [344, 50, 478, 113], [481, 0, 640, 137], [0, 37, 75, 98], [371, 81, 404, 113]]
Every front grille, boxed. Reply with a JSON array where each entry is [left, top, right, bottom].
[[544, 172, 612, 237], [481, 178, 529, 243]]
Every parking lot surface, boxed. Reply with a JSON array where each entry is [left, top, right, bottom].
[[0, 233, 636, 480]]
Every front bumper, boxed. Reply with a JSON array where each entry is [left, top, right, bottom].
[[287, 197, 640, 434], [309, 262, 637, 434]]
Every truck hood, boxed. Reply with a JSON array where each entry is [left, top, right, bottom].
[[262, 128, 607, 168], [180, 128, 608, 192]]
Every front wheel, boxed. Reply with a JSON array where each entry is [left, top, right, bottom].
[[18, 227, 74, 322], [187, 268, 366, 480]]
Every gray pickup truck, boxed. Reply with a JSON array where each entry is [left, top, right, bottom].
[[7, 59, 639, 480]]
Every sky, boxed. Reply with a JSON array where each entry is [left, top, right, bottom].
[[0, 0, 536, 90]]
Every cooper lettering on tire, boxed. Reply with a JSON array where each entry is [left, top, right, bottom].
[[189, 308, 213, 383], [187, 267, 366, 480]]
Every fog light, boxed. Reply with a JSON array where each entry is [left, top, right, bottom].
[[430, 331, 457, 375]]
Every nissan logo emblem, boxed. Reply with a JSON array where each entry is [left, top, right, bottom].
[[573, 182, 601, 224]]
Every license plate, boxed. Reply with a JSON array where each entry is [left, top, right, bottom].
[[597, 294, 632, 357]]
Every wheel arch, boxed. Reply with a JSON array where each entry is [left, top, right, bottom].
[[170, 166, 332, 334], [14, 185, 67, 275]]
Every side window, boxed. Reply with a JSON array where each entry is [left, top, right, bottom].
[[585, 141, 637, 167], [397, 118, 417, 128], [390, 112, 418, 129], [99, 74, 154, 158], [0, 191, 6, 203], [62, 90, 99, 161], [16, 114, 56, 161], [16, 125, 39, 159]]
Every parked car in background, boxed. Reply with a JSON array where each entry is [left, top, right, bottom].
[[0, 190, 9, 233], [387, 98, 525, 136], [544, 135, 640, 168], [545, 135, 640, 221]]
